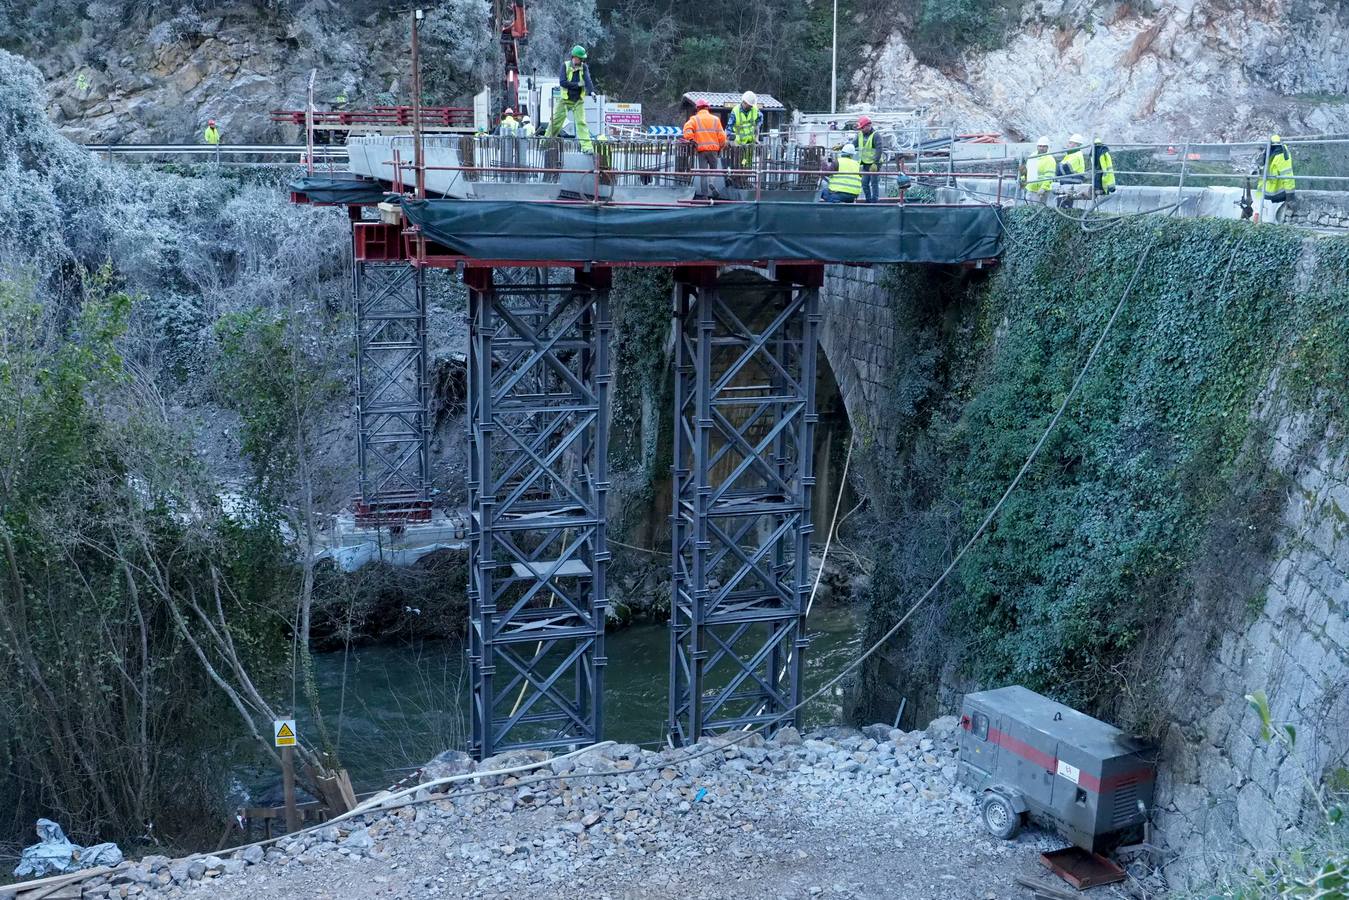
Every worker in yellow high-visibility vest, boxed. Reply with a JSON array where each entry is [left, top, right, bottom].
[[1020, 136, 1055, 203], [820, 144, 862, 203], [1256, 135, 1296, 204], [203, 120, 221, 145], [855, 115, 882, 203]]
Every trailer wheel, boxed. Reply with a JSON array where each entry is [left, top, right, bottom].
[[980, 792, 1021, 840]]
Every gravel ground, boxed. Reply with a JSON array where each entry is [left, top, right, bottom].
[[44, 720, 1166, 900]]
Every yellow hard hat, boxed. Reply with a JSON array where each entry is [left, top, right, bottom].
[[1270, 134, 1281, 143]]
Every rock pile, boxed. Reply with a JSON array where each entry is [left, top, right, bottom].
[[6, 717, 1070, 900]]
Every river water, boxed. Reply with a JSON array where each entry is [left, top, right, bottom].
[[294, 603, 862, 793]]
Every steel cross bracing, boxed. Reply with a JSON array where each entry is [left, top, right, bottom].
[[353, 261, 432, 522], [668, 268, 821, 744], [466, 267, 612, 758]]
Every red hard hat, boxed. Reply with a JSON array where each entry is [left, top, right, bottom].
[[857, 115, 871, 128], [208, 119, 216, 125], [695, 98, 709, 109]]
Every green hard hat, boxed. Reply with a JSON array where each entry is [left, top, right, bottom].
[[571, 45, 587, 59]]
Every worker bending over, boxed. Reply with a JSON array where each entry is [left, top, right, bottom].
[[855, 116, 882, 202], [1256, 135, 1296, 209], [1020, 136, 1055, 202], [820, 144, 862, 203], [728, 91, 762, 174], [545, 45, 595, 152], [683, 98, 727, 170]]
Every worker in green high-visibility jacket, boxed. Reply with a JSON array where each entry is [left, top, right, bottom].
[[855, 115, 882, 203], [728, 90, 762, 175], [1256, 135, 1296, 204], [820, 144, 862, 203], [545, 45, 595, 152], [203, 119, 221, 145], [1020, 136, 1055, 202]]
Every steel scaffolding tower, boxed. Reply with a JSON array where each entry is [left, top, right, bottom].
[[466, 267, 612, 758], [668, 267, 821, 744], [353, 261, 432, 522]]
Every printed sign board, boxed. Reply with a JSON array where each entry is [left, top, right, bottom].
[[604, 102, 643, 126], [274, 719, 297, 747], [1056, 759, 1080, 784]]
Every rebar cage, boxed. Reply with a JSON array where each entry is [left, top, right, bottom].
[[668, 267, 822, 744], [466, 266, 612, 757]]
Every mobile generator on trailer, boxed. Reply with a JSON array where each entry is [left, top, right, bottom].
[[957, 685, 1157, 850]]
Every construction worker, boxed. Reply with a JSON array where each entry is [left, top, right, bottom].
[[520, 113, 535, 137], [1256, 135, 1296, 205], [203, 119, 221, 145], [1059, 133, 1086, 182], [498, 108, 520, 135], [683, 98, 726, 170], [1056, 133, 1087, 207], [728, 90, 762, 175], [545, 45, 595, 152], [820, 144, 862, 203], [1020, 136, 1055, 202], [1092, 137, 1117, 196], [855, 115, 882, 203]]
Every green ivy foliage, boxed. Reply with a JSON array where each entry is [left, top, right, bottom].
[[862, 209, 1349, 717]]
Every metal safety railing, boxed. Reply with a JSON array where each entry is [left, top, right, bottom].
[[89, 143, 348, 170], [270, 106, 474, 130]]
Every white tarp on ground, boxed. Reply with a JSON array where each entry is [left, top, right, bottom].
[[13, 819, 123, 878]]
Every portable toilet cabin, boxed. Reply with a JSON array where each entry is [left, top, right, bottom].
[[957, 685, 1156, 851]]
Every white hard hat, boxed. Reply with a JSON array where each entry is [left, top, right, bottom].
[[841, 143, 857, 156], [1068, 132, 1084, 145], [1036, 135, 1050, 147], [742, 90, 757, 105]]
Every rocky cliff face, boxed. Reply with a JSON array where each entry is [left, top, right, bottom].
[[12, 4, 462, 145], [855, 0, 1349, 142]]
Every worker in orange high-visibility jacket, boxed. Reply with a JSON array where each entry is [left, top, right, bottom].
[[682, 98, 727, 171]]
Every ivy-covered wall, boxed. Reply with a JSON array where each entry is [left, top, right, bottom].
[[852, 207, 1349, 725]]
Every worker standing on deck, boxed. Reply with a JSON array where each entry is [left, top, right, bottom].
[[728, 91, 762, 173], [1092, 137, 1117, 196], [855, 116, 882, 203], [498, 108, 520, 135], [520, 113, 535, 137], [545, 45, 595, 152], [1020, 136, 1055, 202], [820, 144, 862, 203], [203, 119, 221, 145], [1256, 135, 1296, 207], [683, 98, 727, 170], [1056, 133, 1087, 207]]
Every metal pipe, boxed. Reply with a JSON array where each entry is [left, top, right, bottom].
[[411, 8, 426, 199]]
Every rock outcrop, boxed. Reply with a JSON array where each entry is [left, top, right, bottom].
[[855, 0, 1349, 142]]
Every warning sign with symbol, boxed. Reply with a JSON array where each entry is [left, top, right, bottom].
[[274, 719, 297, 747]]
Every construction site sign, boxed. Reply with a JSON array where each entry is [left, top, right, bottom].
[[274, 719, 297, 747], [603, 102, 642, 126]]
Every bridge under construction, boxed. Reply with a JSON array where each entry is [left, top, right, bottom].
[[287, 132, 1004, 759]]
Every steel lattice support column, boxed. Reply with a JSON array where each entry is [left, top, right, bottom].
[[668, 266, 821, 745], [466, 267, 612, 758], [353, 261, 432, 522]]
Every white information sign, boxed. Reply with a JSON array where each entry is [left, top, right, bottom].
[[1056, 759, 1080, 784]]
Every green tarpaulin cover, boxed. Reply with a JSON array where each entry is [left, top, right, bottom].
[[291, 175, 389, 205], [399, 200, 1003, 265]]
